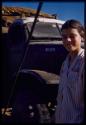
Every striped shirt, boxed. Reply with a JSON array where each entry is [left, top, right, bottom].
[[55, 48, 84, 123]]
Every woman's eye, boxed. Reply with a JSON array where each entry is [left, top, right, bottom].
[[62, 35, 76, 39], [62, 36, 67, 39], [70, 36, 74, 39]]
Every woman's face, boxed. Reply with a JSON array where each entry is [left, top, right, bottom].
[[62, 28, 82, 53]]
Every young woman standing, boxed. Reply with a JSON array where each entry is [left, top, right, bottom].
[[55, 19, 85, 123]]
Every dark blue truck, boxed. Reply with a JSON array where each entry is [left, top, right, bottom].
[[1, 17, 68, 123]]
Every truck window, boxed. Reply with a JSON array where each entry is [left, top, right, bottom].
[[27, 22, 61, 39]]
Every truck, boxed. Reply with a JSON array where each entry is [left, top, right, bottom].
[[2, 16, 68, 123]]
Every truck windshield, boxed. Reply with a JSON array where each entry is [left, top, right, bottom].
[[27, 22, 61, 39]]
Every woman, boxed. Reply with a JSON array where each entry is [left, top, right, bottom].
[[55, 19, 85, 123]]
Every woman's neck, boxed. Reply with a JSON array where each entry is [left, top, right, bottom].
[[69, 48, 81, 65]]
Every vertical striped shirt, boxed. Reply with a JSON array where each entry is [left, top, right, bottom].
[[55, 48, 84, 123]]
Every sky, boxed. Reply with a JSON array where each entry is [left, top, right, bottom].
[[2, 1, 84, 25]]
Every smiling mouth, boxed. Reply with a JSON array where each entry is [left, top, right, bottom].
[[67, 43, 72, 47], [66, 44, 73, 50]]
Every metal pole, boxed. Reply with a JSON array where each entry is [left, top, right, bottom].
[[2, 2, 43, 116], [28, 2, 43, 41]]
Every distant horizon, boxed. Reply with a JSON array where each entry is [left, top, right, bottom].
[[2, 1, 84, 25]]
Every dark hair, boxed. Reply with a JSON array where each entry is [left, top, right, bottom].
[[61, 19, 85, 40]]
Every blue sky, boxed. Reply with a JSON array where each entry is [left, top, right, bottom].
[[2, 1, 84, 25]]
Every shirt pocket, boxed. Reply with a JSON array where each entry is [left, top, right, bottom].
[[67, 71, 78, 88]]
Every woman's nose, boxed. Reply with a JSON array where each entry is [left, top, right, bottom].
[[66, 37, 71, 42]]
